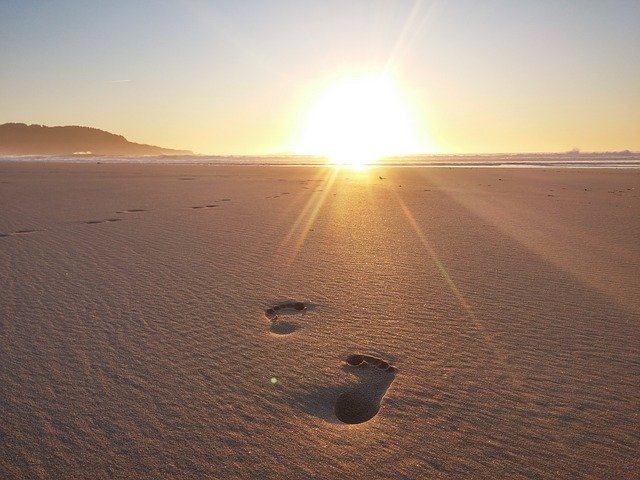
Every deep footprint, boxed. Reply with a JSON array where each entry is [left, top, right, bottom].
[[264, 301, 307, 335], [335, 354, 397, 424]]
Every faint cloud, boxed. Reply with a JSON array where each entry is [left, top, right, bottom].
[[109, 79, 132, 83]]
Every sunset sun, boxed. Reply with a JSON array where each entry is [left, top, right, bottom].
[[295, 74, 423, 166]]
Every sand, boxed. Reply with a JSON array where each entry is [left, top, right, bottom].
[[0, 162, 638, 479]]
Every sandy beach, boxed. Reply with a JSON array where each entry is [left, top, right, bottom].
[[1, 162, 638, 479]]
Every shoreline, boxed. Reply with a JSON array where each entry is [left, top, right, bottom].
[[2, 161, 640, 169], [2, 152, 640, 169]]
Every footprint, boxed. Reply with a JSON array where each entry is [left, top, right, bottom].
[[85, 218, 122, 224], [334, 354, 397, 424], [116, 209, 146, 213], [2, 229, 40, 237], [192, 204, 219, 209], [264, 301, 308, 335]]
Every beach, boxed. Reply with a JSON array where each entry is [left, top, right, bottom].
[[1, 162, 638, 479]]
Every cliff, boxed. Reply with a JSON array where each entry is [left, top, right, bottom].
[[0, 123, 192, 155]]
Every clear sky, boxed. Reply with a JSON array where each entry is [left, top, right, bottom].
[[1, 0, 639, 155]]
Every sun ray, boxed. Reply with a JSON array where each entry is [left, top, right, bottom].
[[385, 0, 436, 72], [278, 167, 340, 264], [394, 192, 526, 392]]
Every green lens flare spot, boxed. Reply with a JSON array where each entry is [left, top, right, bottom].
[[270, 377, 278, 385]]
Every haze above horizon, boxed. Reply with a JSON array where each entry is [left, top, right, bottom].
[[1, 1, 639, 156]]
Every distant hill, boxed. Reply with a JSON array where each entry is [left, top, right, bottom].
[[0, 123, 192, 155]]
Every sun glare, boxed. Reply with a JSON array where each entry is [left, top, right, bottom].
[[295, 74, 423, 167]]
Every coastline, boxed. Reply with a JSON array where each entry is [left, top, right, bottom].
[[1, 152, 640, 168]]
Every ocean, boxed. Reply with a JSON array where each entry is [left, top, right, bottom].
[[2, 152, 640, 168]]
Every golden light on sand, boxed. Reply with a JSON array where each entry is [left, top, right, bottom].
[[295, 74, 423, 167]]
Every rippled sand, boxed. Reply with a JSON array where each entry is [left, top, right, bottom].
[[1, 162, 638, 479]]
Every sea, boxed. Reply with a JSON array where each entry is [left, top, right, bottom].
[[1, 152, 640, 168]]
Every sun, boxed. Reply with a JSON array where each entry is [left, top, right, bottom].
[[294, 74, 423, 167]]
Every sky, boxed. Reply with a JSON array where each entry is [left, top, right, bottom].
[[1, 0, 639, 155]]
